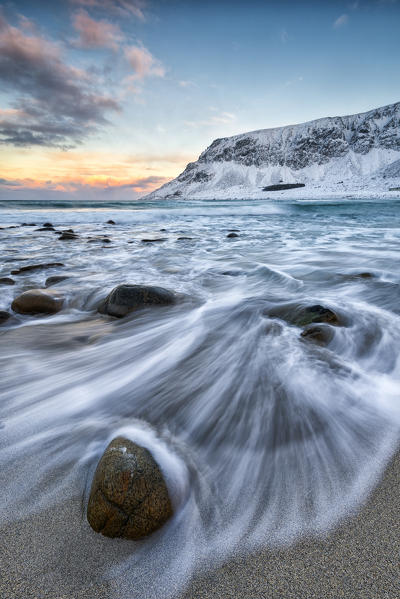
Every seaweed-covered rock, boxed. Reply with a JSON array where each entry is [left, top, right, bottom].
[[98, 284, 175, 318], [11, 289, 64, 315], [87, 436, 173, 540]]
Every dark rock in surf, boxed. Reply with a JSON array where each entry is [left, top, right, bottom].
[[11, 262, 64, 275], [176, 237, 193, 241], [106, 219, 116, 225], [87, 436, 173, 540], [59, 232, 78, 240], [266, 303, 341, 327], [98, 284, 175, 318], [45, 275, 69, 287], [21, 223, 36, 227], [87, 237, 111, 243], [0, 277, 15, 285], [0, 311, 11, 324], [141, 238, 166, 243], [43, 222, 53, 228], [36, 226, 55, 232], [300, 324, 334, 345], [11, 289, 64, 315], [226, 232, 239, 238], [296, 305, 339, 326]]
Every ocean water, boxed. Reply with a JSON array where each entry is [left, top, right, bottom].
[[0, 198, 399, 598]]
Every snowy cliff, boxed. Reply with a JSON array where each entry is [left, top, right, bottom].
[[145, 102, 400, 199]]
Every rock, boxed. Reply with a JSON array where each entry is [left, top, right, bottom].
[[344, 272, 375, 280], [87, 436, 173, 540], [98, 284, 175, 318], [296, 305, 339, 326], [87, 237, 111, 243], [226, 232, 239, 238], [10, 262, 64, 275], [59, 232, 78, 240], [11, 289, 64, 315], [262, 183, 305, 191], [176, 237, 193, 241], [0, 311, 11, 324], [45, 275, 69, 287], [36, 226, 55, 232], [21, 223, 36, 227], [141, 238, 166, 243], [106, 219, 116, 225], [227, 229, 240, 232], [300, 324, 334, 345], [60, 229, 75, 234], [43, 222, 53, 228], [266, 303, 341, 327], [0, 277, 15, 285]]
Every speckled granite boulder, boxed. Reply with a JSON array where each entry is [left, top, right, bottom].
[[11, 289, 64, 315], [87, 436, 173, 540], [98, 284, 175, 318]]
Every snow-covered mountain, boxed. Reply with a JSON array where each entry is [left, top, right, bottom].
[[145, 102, 400, 200]]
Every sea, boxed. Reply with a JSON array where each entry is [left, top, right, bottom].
[[0, 197, 399, 598]]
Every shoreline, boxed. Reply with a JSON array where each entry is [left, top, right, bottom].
[[181, 448, 400, 599], [0, 448, 398, 599]]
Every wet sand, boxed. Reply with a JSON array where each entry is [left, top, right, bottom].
[[181, 449, 400, 599], [0, 449, 398, 599]]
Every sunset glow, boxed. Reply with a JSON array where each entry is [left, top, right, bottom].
[[1, 0, 399, 200]]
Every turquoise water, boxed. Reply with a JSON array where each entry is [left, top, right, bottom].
[[0, 198, 399, 598]]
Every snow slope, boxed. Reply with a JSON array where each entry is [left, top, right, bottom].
[[144, 102, 400, 200]]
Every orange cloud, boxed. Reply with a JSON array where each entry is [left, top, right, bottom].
[[0, 147, 193, 195]]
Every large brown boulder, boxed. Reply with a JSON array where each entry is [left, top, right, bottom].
[[98, 284, 175, 318], [87, 437, 173, 540], [11, 289, 64, 315]]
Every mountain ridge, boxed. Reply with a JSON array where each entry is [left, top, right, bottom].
[[144, 102, 400, 200]]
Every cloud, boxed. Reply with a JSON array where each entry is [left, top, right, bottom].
[[284, 75, 304, 87], [70, 0, 146, 20], [124, 45, 165, 80], [0, 177, 23, 187], [0, 14, 120, 148], [72, 10, 124, 50], [333, 14, 349, 28], [179, 80, 196, 88], [280, 29, 288, 43], [0, 174, 168, 196], [184, 112, 236, 128]]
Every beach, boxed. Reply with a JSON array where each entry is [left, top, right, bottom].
[[0, 198, 399, 598], [0, 449, 398, 598]]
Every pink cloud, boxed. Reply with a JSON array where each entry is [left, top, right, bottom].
[[124, 45, 165, 80], [72, 10, 124, 50], [0, 14, 120, 147]]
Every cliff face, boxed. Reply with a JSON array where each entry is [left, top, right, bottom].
[[145, 102, 400, 199]]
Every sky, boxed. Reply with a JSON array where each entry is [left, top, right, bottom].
[[0, 0, 399, 201]]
